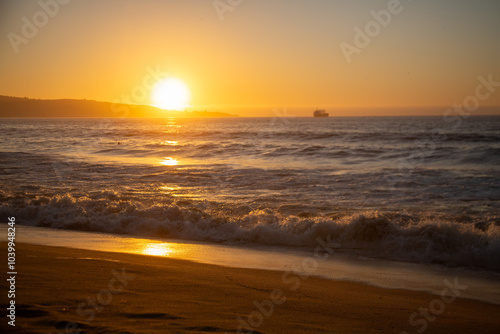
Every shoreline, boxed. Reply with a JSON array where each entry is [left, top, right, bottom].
[[5, 224, 500, 305], [1, 242, 500, 333]]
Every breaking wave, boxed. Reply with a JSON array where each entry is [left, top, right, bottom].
[[1, 191, 499, 271]]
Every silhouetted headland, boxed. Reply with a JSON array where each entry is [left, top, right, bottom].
[[0, 96, 238, 118]]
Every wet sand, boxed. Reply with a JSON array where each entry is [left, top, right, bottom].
[[1, 242, 499, 334]]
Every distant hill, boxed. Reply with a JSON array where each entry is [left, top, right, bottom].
[[0, 96, 238, 118]]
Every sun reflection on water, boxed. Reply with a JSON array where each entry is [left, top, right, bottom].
[[160, 157, 178, 166], [160, 186, 181, 191], [161, 140, 179, 146]]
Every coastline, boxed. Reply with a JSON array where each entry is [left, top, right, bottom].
[[6, 225, 500, 305], [1, 242, 500, 333]]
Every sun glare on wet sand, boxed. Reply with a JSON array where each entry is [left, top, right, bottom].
[[142, 243, 174, 257]]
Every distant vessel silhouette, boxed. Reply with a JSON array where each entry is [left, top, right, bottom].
[[313, 109, 329, 117]]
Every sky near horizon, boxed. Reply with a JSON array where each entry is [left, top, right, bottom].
[[0, 0, 499, 116]]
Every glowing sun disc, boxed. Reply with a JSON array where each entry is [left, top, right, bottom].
[[152, 78, 190, 110]]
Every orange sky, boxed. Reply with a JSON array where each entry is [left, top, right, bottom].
[[0, 0, 499, 116]]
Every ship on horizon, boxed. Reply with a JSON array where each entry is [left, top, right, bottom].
[[313, 109, 329, 117]]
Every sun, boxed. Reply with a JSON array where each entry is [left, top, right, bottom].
[[152, 78, 190, 110]]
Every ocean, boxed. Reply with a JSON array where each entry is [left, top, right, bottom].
[[1, 116, 499, 271]]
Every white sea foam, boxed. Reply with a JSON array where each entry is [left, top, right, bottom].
[[2, 191, 499, 271]]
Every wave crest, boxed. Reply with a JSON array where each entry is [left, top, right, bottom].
[[1, 191, 499, 271]]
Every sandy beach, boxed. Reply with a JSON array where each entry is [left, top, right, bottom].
[[1, 242, 499, 334]]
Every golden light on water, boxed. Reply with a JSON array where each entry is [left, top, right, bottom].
[[142, 243, 173, 257], [161, 186, 181, 191], [160, 157, 178, 166], [161, 140, 179, 146]]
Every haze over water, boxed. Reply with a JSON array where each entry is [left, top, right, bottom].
[[1, 116, 499, 271]]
